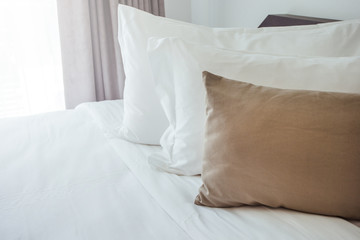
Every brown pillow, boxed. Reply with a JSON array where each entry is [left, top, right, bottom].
[[195, 71, 360, 220]]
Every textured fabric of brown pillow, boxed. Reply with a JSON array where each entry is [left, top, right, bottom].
[[195, 71, 360, 220]]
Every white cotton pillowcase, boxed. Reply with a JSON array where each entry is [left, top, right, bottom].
[[147, 37, 360, 175], [117, 4, 360, 145]]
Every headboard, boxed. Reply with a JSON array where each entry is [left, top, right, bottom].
[[259, 14, 338, 27]]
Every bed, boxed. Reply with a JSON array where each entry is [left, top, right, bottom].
[[1, 5, 360, 240]]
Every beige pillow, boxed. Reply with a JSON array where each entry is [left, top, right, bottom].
[[195, 72, 360, 220]]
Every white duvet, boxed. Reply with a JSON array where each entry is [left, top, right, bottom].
[[0, 100, 359, 240], [0, 103, 190, 240]]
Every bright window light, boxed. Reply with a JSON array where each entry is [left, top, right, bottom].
[[0, 0, 65, 119]]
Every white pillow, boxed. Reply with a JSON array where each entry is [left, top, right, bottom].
[[147, 37, 360, 175], [117, 4, 360, 145]]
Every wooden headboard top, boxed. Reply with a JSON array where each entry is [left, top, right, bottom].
[[259, 14, 338, 28]]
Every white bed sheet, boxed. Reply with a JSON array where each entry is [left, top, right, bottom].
[[0, 104, 191, 240], [1, 100, 359, 240], [86, 100, 360, 240]]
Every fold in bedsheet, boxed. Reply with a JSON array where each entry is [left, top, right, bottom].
[[84, 101, 360, 239], [0, 104, 191, 240], [1, 100, 359, 240]]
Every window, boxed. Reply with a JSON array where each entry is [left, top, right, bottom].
[[0, 0, 65, 118]]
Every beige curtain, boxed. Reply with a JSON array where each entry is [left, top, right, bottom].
[[57, 0, 165, 109], [119, 0, 165, 16]]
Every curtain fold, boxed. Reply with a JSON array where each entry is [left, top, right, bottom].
[[57, 0, 122, 109], [57, 0, 164, 109], [119, 0, 165, 17]]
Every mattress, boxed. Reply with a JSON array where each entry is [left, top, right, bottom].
[[0, 100, 359, 240]]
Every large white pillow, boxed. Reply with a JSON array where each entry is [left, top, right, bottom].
[[117, 4, 360, 145], [147, 37, 360, 175]]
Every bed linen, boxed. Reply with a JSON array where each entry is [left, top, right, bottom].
[[147, 37, 360, 176], [0, 103, 191, 240], [196, 72, 360, 218], [117, 5, 360, 146], [0, 100, 359, 240], [88, 101, 360, 240]]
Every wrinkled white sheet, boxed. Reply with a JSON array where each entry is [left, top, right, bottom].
[[86, 101, 360, 240], [0, 103, 191, 240], [1, 100, 359, 240]]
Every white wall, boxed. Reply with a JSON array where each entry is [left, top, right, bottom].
[[164, 0, 192, 22], [206, 0, 360, 27], [166, 0, 360, 28], [191, 0, 210, 25]]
